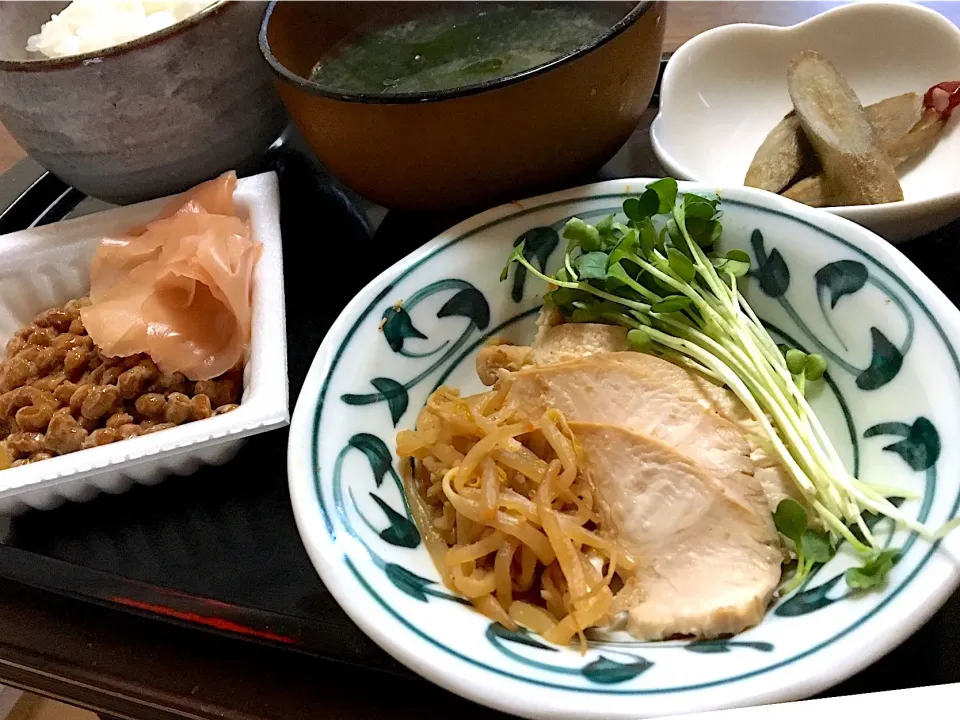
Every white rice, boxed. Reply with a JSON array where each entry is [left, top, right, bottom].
[[26, 1, 217, 59]]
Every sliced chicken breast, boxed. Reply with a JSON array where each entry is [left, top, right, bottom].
[[528, 322, 630, 366], [483, 321, 752, 423], [755, 464, 808, 514], [571, 422, 783, 640], [502, 352, 775, 525], [483, 321, 806, 510], [477, 317, 806, 523], [533, 324, 753, 426], [477, 320, 629, 385]]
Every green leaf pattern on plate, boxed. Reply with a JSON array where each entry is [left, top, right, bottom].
[[341, 279, 491, 426], [751, 229, 791, 298], [750, 230, 914, 390], [508, 227, 560, 302], [333, 213, 939, 684], [856, 328, 905, 391], [814, 260, 868, 350]]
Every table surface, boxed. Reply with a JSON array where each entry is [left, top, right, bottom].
[[2, 3, 960, 719]]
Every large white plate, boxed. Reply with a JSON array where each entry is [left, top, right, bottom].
[[287, 179, 960, 718]]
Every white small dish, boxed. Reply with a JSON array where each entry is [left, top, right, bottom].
[[0, 171, 289, 515], [651, 1, 960, 243], [288, 177, 960, 719]]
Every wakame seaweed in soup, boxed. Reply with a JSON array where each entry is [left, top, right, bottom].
[[309, 2, 629, 95]]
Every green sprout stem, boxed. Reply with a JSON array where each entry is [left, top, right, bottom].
[[502, 180, 959, 588], [672, 209, 944, 544]]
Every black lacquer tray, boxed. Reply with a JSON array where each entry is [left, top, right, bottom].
[[0, 132, 422, 675], [1, 61, 960, 688]]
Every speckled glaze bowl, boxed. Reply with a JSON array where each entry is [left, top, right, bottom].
[[0, 1, 288, 205], [260, 1, 666, 213]]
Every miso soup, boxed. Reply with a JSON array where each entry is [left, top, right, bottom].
[[309, 2, 631, 95]]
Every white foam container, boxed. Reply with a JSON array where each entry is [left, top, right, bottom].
[[0, 171, 289, 515]]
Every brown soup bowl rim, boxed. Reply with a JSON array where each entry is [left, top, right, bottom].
[[0, 0, 237, 72], [258, 0, 653, 105]]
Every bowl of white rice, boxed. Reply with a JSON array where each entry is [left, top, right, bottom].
[[25, 2, 218, 60], [0, 0, 287, 204]]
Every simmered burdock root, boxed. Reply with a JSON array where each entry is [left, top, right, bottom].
[[744, 113, 811, 194], [746, 93, 922, 195], [865, 92, 925, 147], [786, 50, 903, 206], [752, 56, 960, 208], [784, 105, 945, 207]]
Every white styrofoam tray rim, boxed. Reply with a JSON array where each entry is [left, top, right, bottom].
[[0, 170, 290, 501], [0, 410, 289, 497]]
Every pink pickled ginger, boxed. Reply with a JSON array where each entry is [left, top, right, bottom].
[[81, 171, 262, 381]]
